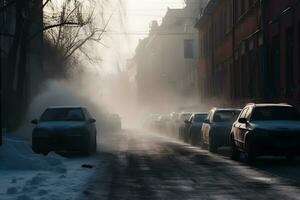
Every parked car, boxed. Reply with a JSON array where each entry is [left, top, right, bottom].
[[178, 112, 192, 140], [201, 108, 241, 152], [230, 103, 300, 163], [186, 112, 208, 145], [32, 106, 97, 155]]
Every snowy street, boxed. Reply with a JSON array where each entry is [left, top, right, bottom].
[[83, 129, 300, 200], [2, 129, 300, 200]]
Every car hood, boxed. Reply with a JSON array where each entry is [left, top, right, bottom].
[[251, 120, 300, 131], [36, 121, 86, 130]]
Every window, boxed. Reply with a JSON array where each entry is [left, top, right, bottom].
[[40, 108, 85, 122], [194, 114, 207, 122], [184, 39, 194, 59], [213, 110, 240, 122], [251, 106, 300, 121]]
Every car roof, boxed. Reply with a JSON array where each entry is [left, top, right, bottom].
[[193, 112, 208, 115], [212, 108, 241, 111], [47, 106, 86, 109], [247, 103, 293, 107]]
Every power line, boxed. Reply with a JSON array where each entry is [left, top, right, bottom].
[[104, 31, 195, 36]]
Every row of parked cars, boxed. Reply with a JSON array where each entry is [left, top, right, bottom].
[[147, 103, 300, 164]]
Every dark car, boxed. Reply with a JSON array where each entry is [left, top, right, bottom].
[[186, 112, 208, 145], [32, 106, 97, 155], [201, 108, 241, 152], [230, 103, 300, 163]]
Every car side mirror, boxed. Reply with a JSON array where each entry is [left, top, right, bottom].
[[31, 119, 38, 124], [238, 118, 247, 124], [88, 118, 96, 123]]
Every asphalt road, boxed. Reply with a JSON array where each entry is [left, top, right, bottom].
[[82, 129, 300, 200]]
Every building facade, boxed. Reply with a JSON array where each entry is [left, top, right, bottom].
[[134, 1, 209, 111], [263, 0, 300, 108], [196, 0, 300, 109]]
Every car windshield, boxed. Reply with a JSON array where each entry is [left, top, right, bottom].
[[40, 108, 85, 122], [194, 114, 207, 122], [213, 111, 240, 122], [251, 106, 300, 121]]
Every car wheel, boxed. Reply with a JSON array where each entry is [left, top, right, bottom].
[[209, 136, 217, 153], [230, 137, 240, 161]]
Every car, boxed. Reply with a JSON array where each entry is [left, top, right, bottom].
[[178, 112, 192, 140], [230, 103, 300, 164], [185, 112, 208, 145], [201, 108, 241, 152], [31, 106, 97, 155]]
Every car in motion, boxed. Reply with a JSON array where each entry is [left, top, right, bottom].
[[32, 106, 97, 155], [230, 103, 300, 163], [185, 112, 208, 145], [201, 108, 241, 152]]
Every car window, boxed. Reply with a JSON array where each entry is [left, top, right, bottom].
[[213, 111, 239, 122], [251, 106, 300, 121], [194, 114, 207, 122], [40, 108, 85, 122]]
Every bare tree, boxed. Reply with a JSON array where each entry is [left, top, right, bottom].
[[42, 0, 113, 64]]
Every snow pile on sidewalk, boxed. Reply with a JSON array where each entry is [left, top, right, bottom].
[[0, 135, 101, 200], [0, 137, 66, 172]]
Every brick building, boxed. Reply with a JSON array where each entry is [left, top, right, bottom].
[[263, 0, 300, 108], [195, 0, 300, 109]]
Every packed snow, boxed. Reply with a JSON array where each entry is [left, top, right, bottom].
[[0, 134, 102, 200]]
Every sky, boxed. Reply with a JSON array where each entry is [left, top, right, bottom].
[[125, 0, 186, 53], [98, 0, 186, 74]]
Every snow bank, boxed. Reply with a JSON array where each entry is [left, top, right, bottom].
[[0, 135, 101, 200], [0, 136, 66, 172]]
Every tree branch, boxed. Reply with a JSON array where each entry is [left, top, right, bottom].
[[30, 22, 82, 40]]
